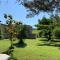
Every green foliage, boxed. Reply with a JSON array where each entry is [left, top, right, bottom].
[[18, 0, 60, 17], [4, 14, 7, 18], [35, 17, 53, 30], [13, 21, 23, 36], [35, 17, 53, 42], [50, 15, 60, 28], [35, 17, 53, 39], [53, 27, 60, 39], [4, 14, 14, 34], [4, 14, 23, 38], [38, 17, 53, 25], [32, 30, 40, 34], [17, 25, 27, 44], [4, 14, 12, 19], [4, 14, 16, 56], [39, 30, 43, 37]]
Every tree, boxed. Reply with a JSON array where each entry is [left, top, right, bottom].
[[13, 21, 22, 38], [51, 14, 60, 26], [4, 14, 16, 60], [13, 21, 26, 44], [4, 14, 15, 49], [17, 0, 60, 17], [4, 13, 24, 46], [53, 27, 60, 39], [17, 25, 27, 44], [51, 15, 60, 39], [35, 17, 53, 42], [35, 17, 53, 30]]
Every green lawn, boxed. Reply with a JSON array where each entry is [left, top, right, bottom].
[[0, 38, 60, 60], [32, 30, 40, 34]]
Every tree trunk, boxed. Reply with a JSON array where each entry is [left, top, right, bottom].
[[19, 38, 24, 44]]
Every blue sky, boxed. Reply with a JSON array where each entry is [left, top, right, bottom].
[[0, 0, 50, 28]]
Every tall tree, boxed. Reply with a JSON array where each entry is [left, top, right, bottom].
[[4, 14, 15, 49], [35, 17, 53, 42], [17, 25, 27, 44], [35, 17, 53, 30]]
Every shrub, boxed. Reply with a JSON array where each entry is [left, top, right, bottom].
[[39, 30, 43, 37], [53, 27, 60, 39]]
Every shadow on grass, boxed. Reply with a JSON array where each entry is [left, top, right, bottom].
[[2, 47, 18, 60], [14, 42, 27, 48], [52, 39, 60, 42], [2, 47, 14, 55], [38, 43, 60, 47], [38, 38, 60, 48], [39, 38, 48, 41], [37, 41, 60, 47], [39, 38, 60, 42]]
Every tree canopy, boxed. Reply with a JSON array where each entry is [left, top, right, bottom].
[[38, 17, 53, 25], [17, 0, 60, 17], [0, 0, 60, 17]]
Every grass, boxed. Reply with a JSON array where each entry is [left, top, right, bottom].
[[32, 30, 40, 34], [0, 38, 60, 60]]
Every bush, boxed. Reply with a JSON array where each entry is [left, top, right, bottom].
[[53, 27, 60, 39], [39, 30, 43, 37]]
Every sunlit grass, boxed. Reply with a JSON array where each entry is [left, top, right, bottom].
[[0, 38, 60, 60]]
